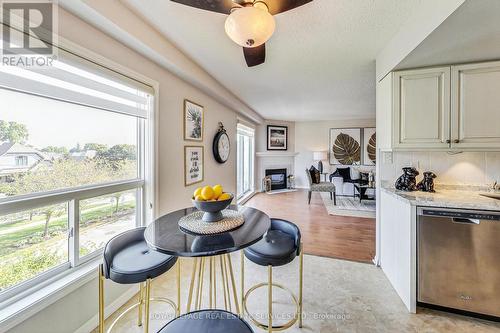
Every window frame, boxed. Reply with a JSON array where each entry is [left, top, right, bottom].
[[0, 34, 158, 307], [14, 155, 28, 166], [236, 124, 255, 200]]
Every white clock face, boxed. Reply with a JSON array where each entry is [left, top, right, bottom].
[[218, 133, 230, 161]]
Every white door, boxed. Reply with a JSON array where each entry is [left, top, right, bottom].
[[393, 67, 451, 149], [451, 61, 500, 149]]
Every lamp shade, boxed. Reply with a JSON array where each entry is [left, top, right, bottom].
[[224, 6, 275, 47], [313, 151, 328, 161]]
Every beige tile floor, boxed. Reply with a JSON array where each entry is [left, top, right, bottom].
[[94, 254, 500, 333]]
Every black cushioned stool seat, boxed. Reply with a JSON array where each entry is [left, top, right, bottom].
[[158, 310, 254, 333], [241, 218, 303, 332], [103, 227, 177, 284], [244, 219, 300, 267], [99, 227, 179, 333]]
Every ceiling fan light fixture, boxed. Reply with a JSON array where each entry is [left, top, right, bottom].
[[224, 5, 275, 47]]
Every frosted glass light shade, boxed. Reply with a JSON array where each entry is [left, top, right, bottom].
[[224, 6, 275, 47], [313, 151, 328, 161]]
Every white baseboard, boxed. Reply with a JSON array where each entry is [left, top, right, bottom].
[[75, 286, 138, 333]]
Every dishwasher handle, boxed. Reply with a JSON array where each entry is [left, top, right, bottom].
[[418, 208, 500, 221], [452, 217, 480, 225]]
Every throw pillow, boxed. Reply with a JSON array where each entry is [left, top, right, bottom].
[[309, 166, 320, 184], [335, 167, 351, 181], [350, 167, 361, 180]]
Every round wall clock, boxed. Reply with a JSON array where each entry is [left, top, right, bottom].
[[213, 122, 230, 164]]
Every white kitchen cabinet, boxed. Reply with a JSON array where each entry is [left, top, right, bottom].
[[392, 67, 451, 149], [451, 61, 500, 149]]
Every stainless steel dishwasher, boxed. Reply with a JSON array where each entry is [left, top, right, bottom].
[[417, 207, 500, 318]]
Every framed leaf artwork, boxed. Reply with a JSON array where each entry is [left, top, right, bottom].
[[184, 99, 204, 141], [329, 128, 361, 165], [363, 127, 376, 165]]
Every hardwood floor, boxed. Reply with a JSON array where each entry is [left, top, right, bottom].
[[244, 189, 376, 263]]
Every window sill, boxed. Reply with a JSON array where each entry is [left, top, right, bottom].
[[237, 191, 256, 205], [0, 258, 101, 332]]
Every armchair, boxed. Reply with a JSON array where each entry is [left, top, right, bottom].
[[305, 169, 336, 205]]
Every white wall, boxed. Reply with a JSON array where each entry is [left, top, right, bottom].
[[8, 7, 255, 333], [294, 119, 376, 188]]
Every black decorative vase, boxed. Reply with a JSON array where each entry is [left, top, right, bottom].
[[395, 167, 419, 191], [417, 171, 437, 192]]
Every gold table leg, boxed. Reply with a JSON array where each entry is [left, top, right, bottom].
[[138, 283, 144, 326]]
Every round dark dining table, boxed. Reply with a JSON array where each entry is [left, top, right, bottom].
[[144, 205, 271, 257]]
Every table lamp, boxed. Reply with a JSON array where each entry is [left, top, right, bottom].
[[313, 151, 328, 173]]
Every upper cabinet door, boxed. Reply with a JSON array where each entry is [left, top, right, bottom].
[[451, 61, 500, 149], [393, 67, 451, 149]]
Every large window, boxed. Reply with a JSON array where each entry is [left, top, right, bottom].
[[0, 46, 154, 300], [236, 123, 255, 199]]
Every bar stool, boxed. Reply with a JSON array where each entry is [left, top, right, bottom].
[[241, 218, 303, 332], [158, 309, 254, 333], [98, 227, 180, 333]]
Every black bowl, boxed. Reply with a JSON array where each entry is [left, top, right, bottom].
[[192, 194, 234, 222]]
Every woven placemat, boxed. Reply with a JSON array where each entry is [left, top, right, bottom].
[[178, 210, 245, 235]]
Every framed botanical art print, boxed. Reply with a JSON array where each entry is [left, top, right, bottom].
[[362, 127, 376, 165], [184, 99, 204, 141], [329, 128, 361, 165], [267, 125, 288, 150], [184, 146, 204, 186]]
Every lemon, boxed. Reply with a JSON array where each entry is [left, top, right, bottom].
[[213, 184, 223, 199], [194, 195, 205, 201], [201, 186, 215, 200], [193, 187, 203, 198], [218, 193, 231, 201]]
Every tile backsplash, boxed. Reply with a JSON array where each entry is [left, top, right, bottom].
[[380, 151, 500, 187]]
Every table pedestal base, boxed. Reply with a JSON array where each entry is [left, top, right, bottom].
[[186, 253, 241, 315]]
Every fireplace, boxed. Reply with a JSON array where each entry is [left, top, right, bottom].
[[265, 168, 287, 191]]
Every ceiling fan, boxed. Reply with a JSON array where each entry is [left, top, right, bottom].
[[171, 0, 313, 67]]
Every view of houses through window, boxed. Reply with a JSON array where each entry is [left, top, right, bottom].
[[0, 54, 152, 296]]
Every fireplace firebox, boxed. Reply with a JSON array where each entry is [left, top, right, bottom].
[[265, 168, 287, 191]]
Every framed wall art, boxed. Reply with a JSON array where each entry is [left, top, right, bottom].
[[267, 125, 288, 150], [184, 145, 204, 186], [329, 128, 361, 165], [184, 99, 204, 141], [362, 127, 376, 165]]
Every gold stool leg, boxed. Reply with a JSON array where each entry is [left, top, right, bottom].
[[144, 279, 152, 333], [177, 260, 181, 316], [98, 265, 105, 333], [240, 251, 245, 315], [138, 283, 144, 326], [299, 243, 304, 328], [268, 265, 273, 333]]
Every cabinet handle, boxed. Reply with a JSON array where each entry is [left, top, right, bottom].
[[454, 139, 460, 143], [446, 139, 451, 144]]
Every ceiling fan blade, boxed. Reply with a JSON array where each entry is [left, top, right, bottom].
[[243, 44, 266, 67], [170, 0, 235, 14], [263, 0, 313, 15]]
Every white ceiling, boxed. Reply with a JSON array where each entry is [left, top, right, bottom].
[[396, 0, 500, 70], [123, 0, 422, 121]]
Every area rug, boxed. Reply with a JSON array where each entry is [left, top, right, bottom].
[[321, 192, 376, 218]]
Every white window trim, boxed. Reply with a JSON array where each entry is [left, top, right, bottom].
[[0, 27, 160, 329]]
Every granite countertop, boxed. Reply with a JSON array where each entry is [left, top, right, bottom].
[[381, 187, 500, 211]]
